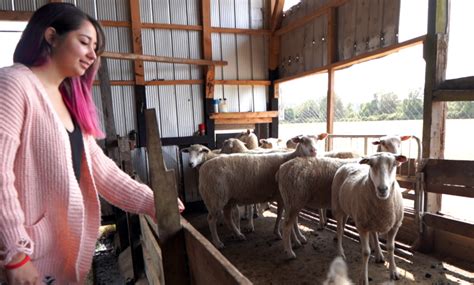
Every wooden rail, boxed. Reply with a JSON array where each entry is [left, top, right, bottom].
[[210, 111, 278, 125]]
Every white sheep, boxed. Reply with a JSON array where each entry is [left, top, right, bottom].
[[372, 135, 411, 153], [277, 156, 358, 259], [260, 138, 284, 149], [198, 134, 328, 249], [323, 256, 352, 285], [331, 153, 407, 285], [235, 129, 259, 149], [182, 144, 219, 168]]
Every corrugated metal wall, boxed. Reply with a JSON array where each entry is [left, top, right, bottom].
[[280, 0, 401, 78], [211, 0, 269, 112]]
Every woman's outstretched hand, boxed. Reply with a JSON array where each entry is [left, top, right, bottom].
[[178, 198, 185, 213], [6, 254, 40, 285]]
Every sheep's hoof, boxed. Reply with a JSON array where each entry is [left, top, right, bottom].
[[299, 235, 308, 244], [214, 241, 225, 249], [285, 251, 297, 260], [390, 269, 400, 280], [235, 233, 246, 241], [374, 254, 385, 263], [274, 231, 282, 240], [338, 252, 346, 260], [242, 226, 254, 233]]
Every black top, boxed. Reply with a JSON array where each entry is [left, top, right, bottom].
[[67, 119, 84, 183]]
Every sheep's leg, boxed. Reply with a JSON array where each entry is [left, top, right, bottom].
[[273, 202, 284, 239], [371, 232, 385, 263], [293, 216, 307, 244], [253, 204, 259, 218], [358, 230, 370, 285], [208, 211, 224, 249], [317, 209, 326, 230], [242, 204, 255, 233], [336, 214, 347, 259], [231, 205, 241, 232], [386, 226, 401, 280], [283, 209, 298, 259], [223, 205, 246, 241]]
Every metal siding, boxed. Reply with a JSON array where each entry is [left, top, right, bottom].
[[0, 1, 13, 10], [154, 29, 174, 80], [35, 0, 48, 9], [152, 0, 171, 23], [219, 0, 235, 28], [122, 86, 136, 134], [103, 27, 122, 80], [92, 86, 105, 131], [145, 86, 162, 135], [189, 31, 202, 79], [221, 34, 237, 79], [214, 84, 223, 100], [235, 0, 249, 29], [115, 0, 129, 22], [250, 0, 264, 29], [176, 85, 195, 136], [210, 0, 220, 27], [13, 0, 35, 11], [111, 86, 127, 136], [142, 29, 158, 81], [158, 85, 178, 137], [251, 35, 266, 79], [238, 85, 253, 112], [118, 27, 133, 80], [140, 0, 153, 23], [223, 85, 239, 112], [237, 34, 252, 80], [211, 33, 223, 80], [96, 0, 116, 21], [253, 85, 267, 112], [173, 30, 190, 80], [191, 85, 204, 130], [169, 0, 187, 25], [76, 0, 96, 18], [187, 0, 200, 25]]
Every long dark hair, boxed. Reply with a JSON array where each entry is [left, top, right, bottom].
[[14, 3, 106, 137]]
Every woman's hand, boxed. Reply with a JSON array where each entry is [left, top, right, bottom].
[[6, 254, 40, 285], [177, 198, 185, 213]]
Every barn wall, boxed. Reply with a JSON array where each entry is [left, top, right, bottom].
[[279, 0, 401, 78]]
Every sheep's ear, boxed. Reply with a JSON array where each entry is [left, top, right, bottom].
[[182, 148, 190, 153], [260, 139, 268, 144], [277, 138, 283, 143], [317, 133, 328, 140], [395, 155, 408, 165], [400, 135, 411, 141], [372, 140, 381, 145], [359, 157, 370, 165], [246, 129, 251, 134], [291, 135, 303, 143], [201, 148, 210, 153]]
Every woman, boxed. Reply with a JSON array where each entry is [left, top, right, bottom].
[[0, 3, 183, 284]]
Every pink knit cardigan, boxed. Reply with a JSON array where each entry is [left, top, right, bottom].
[[0, 64, 156, 283]]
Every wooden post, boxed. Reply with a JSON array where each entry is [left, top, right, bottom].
[[325, 7, 337, 151], [145, 109, 189, 284], [419, 0, 449, 252], [202, 0, 216, 147]]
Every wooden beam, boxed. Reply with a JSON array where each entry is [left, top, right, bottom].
[[275, 35, 426, 84], [146, 80, 203, 86], [422, 159, 474, 187], [142, 22, 202, 31], [326, 69, 335, 151], [205, 66, 215, 99], [201, 0, 212, 60], [327, 7, 338, 64], [438, 76, 474, 89], [270, 0, 285, 33], [93, 80, 135, 86], [211, 27, 270, 36], [425, 184, 474, 198], [424, 213, 474, 239], [210, 111, 278, 119], [129, 0, 145, 85], [100, 20, 130, 27], [275, 0, 348, 36], [0, 10, 31, 21], [215, 80, 271, 86], [433, 89, 474, 101], [102, 51, 227, 66], [214, 118, 273, 125]]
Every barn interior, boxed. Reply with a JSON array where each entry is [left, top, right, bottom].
[[0, 0, 473, 284]]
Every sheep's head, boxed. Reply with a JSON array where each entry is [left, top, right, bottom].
[[235, 129, 258, 149], [360, 153, 407, 200], [292, 133, 328, 157], [260, 138, 283, 149], [372, 135, 411, 154], [221, 138, 248, 154], [182, 144, 211, 168]]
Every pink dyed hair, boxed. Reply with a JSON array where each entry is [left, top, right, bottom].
[[60, 61, 104, 138]]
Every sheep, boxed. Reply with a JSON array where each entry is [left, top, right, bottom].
[[323, 256, 352, 285], [235, 129, 259, 149], [331, 152, 407, 285], [372, 135, 411, 153], [260, 138, 284, 149], [182, 144, 219, 168], [277, 156, 359, 259], [198, 133, 328, 249]]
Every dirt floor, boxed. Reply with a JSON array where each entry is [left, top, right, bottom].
[[184, 206, 474, 285]]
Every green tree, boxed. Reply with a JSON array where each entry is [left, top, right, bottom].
[[400, 89, 423, 120], [448, 101, 474, 119], [283, 108, 295, 122]]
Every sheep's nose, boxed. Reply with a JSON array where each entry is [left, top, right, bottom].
[[189, 162, 194, 168], [377, 186, 388, 193]]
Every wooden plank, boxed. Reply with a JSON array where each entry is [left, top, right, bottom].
[[205, 66, 215, 99], [339, 0, 356, 60], [381, 0, 401, 47], [144, 109, 189, 284], [311, 14, 324, 68], [367, 0, 384, 52], [326, 69, 335, 151], [201, 0, 212, 60], [438, 76, 474, 89], [434, 230, 474, 265], [275, 35, 425, 84], [182, 218, 252, 285], [423, 159, 474, 187], [303, 21, 314, 71], [146, 80, 203, 86], [100, 20, 130, 27], [211, 27, 271, 36], [424, 213, 474, 239], [327, 7, 337, 64], [425, 184, 474, 198], [129, 0, 145, 85], [142, 22, 202, 31], [93, 80, 135, 86], [433, 89, 474, 102], [214, 118, 273, 125], [102, 51, 227, 66], [0, 10, 31, 21], [210, 111, 278, 119], [354, 0, 370, 56], [139, 215, 165, 285], [270, 0, 285, 32], [215, 80, 271, 86]]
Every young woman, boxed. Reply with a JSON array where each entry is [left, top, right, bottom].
[[0, 3, 183, 284]]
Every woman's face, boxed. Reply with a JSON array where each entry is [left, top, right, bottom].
[[50, 20, 98, 77]]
